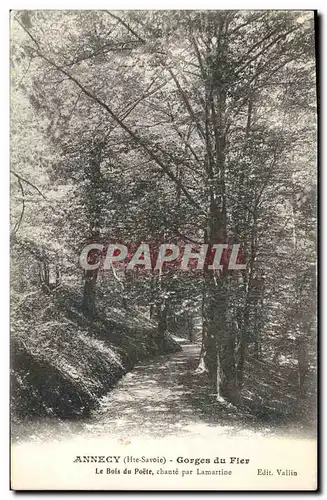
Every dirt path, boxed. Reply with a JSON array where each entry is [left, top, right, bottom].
[[91, 343, 211, 438], [13, 343, 306, 444]]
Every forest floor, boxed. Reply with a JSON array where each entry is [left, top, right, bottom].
[[12, 343, 315, 444]]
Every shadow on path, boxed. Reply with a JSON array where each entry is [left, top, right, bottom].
[[86, 344, 258, 439], [13, 344, 313, 443]]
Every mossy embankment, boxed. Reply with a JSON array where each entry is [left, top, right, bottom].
[[11, 286, 181, 419]]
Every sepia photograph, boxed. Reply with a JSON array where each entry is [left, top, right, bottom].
[[10, 9, 318, 491]]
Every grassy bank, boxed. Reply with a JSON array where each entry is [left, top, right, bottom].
[[11, 286, 181, 419]]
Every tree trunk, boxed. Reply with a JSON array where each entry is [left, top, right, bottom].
[[200, 210, 239, 403], [81, 143, 104, 316], [298, 337, 309, 393], [82, 268, 98, 316]]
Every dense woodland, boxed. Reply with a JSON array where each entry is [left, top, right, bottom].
[[11, 10, 317, 419]]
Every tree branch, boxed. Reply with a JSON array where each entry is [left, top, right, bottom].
[[12, 177, 25, 234], [21, 37, 204, 214], [105, 11, 146, 43], [166, 67, 206, 143], [11, 171, 48, 201], [233, 25, 300, 79]]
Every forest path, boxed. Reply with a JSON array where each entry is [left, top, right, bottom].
[[91, 343, 214, 438], [13, 343, 303, 444], [73, 343, 261, 440], [11, 346, 316, 492]]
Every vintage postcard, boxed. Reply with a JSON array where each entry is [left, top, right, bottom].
[[10, 9, 318, 491]]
